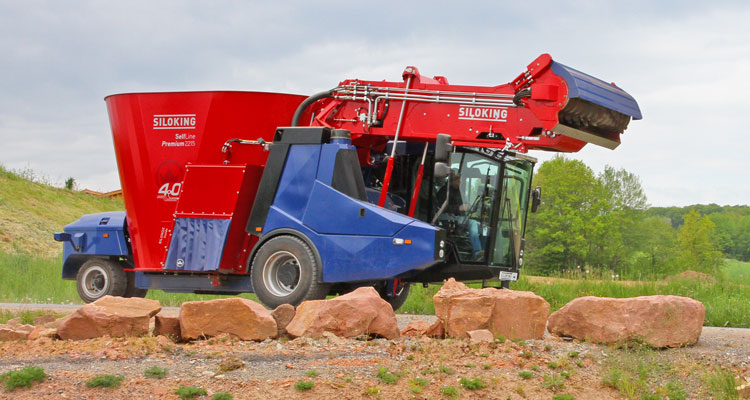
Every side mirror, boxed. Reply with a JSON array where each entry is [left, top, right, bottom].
[[434, 134, 452, 163], [434, 162, 451, 179], [531, 186, 542, 213]]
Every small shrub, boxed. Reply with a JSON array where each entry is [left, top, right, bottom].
[[0, 366, 46, 391], [516, 385, 525, 396], [213, 393, 233, 400], [575, 360, 584, 368], [294, 380, 314, 391], [406, 354, 415, 360], [410, 377, 429, 387], [217, 357, 244, 373], [482, 364, 492, 370], [409, 386, 423, 394], [602, 367, 622, 388], [440, 385, 459, 398], [512, 339, 527, 347], [479, 352, 489, 357], [465, 363, 476, 368], [364, 386, 380, 396], [518, 371, 534, 379], [376, 367, 399, 384], [439, 365, 455, 375], [542, 373, 565, 391], [552, 394, 575, 400], [520, 351, 533, 359], [495, 335, 506, 344], [531, 365, 539, 371], [143, 366, 167, 379], [547, 361, 559, 369], [175, 386, 207, 399], [305, 369, 319, 377], [561, 371, 571, 379], [568, 351, 579, 358], [460, 377, 486, 390], [86, 374, 123, 389]]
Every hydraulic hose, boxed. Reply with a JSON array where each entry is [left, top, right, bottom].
[[291, 89, 335, 126]]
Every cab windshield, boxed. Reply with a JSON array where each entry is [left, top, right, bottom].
[[431, 150, 533, 267]]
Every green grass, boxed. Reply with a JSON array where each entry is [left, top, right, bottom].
[[85, 374, 123, 388], [0, 366, 46, 391], [440, 385, 458, 398], [375, 367, 400, 384], [305, 369, 318, 377], [0, 310, 62, 325], [459, 377, 485, 390], [0, 165, 124, 258], [143, 366, 167, 379], [4, 251, 750, 327], [212, 393, 233, 400], [294, 380, 314, 391], [518, 371, 534, 379], [174, 385, 207, 399], [705, 368, 739, 400], [721, 259, 750, 285]]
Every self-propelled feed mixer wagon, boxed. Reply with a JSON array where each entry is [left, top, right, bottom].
[[55, 54, 641, 310]]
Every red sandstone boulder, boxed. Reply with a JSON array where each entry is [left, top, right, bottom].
[[467, 329, 494, 344], [154, 314, 181, 340], [271, 304, 296, 337], [424, 320, 446, 339], [179, 298, 276, 341], [57, 296, 161, 340], [0, 324, 34, 341], [400, 320, 432, 337], [28, 325, 58, 340], [547, 295, 705, 347], [286, 287, 400, 339], [433, 278, 549, 340]]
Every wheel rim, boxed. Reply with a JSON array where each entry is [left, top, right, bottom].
[[262, 251, 301, 297], [81, 265, 108, 298]]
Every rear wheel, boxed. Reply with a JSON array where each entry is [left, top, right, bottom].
[[76, 259, 127, 303], [251, 235, 329, 309]]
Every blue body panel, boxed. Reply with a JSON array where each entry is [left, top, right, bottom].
[[551, 61, 642, 120], [164, 218, 231, 271], [54, 211, 129, 279], [262, 140, 440, 283]]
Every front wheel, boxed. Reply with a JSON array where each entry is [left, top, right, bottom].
[[76, 259, 128, 303], [251, 235, 330, 309]]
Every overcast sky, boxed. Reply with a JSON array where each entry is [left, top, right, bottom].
[[1, 1, 748, 207]]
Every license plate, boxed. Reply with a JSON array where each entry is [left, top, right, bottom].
[[499, 271, 518, 281]]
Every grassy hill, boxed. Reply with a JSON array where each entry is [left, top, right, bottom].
[[0, 166, 123, 258]]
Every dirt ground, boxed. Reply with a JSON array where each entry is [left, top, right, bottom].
[[1, 311, 749, 400]]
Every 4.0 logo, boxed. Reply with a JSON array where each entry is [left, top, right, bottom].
[[157, 182, 182, 199]]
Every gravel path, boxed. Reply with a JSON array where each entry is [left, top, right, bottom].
[[1, 303, 749, 399]]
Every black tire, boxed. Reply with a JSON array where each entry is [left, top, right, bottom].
[[124, 271, 149, 298], [76, 258, 128, 303], [251, 235, 330, 309], [379, 282, 411, 312]]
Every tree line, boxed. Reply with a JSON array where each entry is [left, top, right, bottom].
[[524, 156, 735, 278]]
